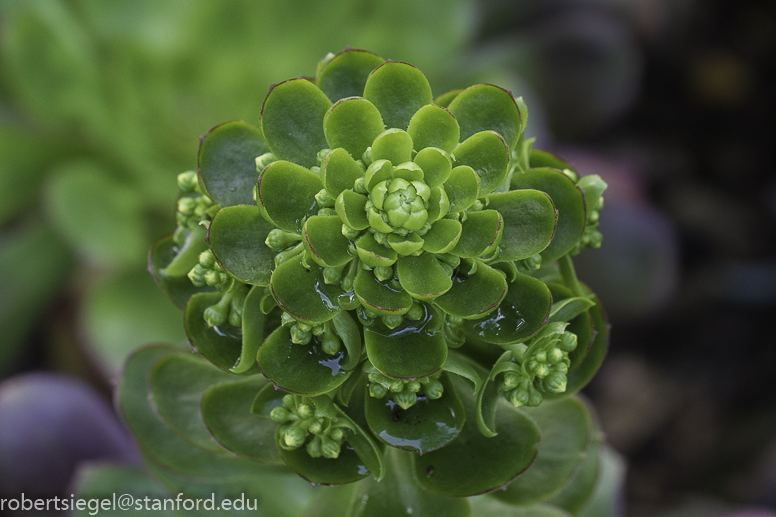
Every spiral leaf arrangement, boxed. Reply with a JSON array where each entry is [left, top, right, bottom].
[[138, 49, 611, 514]]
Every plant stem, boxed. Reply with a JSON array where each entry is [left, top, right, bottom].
[[558, 254, 583, 296]]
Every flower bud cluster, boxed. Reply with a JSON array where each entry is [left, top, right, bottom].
[[188, 250, 247, 327], [355, 299, 425, 331], [364, 363, 443, 410], [498, 324, 578, 408], [188, 250, 232, 291], [280, 312, 343, 355], [571, 175, 607, 255], [264, 228, 305, 268], [174, 171, 219, 245], [270, 394, 351, 459]]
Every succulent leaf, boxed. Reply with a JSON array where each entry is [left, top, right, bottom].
[[363, 61, 433, 130]]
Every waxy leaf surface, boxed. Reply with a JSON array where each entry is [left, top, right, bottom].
[[448, 83, 523, 150], [257, 160, 321, 232], [258, 325, 351, 395], [407, 104, 460, 153], [303, 215, 353, 268], [412, 378, 539, 496], [317, 49, 385, 102], [396, 254, 452, 300], [261, 78, 332, 168], [486, 189, 558, 261], [324, 98, 384, 160], [463, 271, 551, 344], [354, 269, 412, 315], [511, 168, 586, 262], [198, 121, 268, 207], [208, 205, 276, 286], [364, 305, 447, 379], [365, 374, 463, 453], [270, 255, 342, 324], [364, 61, 432, 130], [435, 262, 507, 319]]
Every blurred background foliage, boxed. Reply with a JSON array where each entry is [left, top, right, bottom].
[[1, 0, 774, 516]]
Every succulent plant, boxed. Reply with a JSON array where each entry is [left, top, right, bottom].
[[142, 49, 612, 513]]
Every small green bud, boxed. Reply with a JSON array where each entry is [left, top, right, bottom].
[[587, 229, 603, 248], [535, 351, 547, 363], [523, 254, 542, 270], [389, 380, 404, 393], [354, 176, 367, 194], [329, 427, 344, 442], [534, 363, 550, 378], [502, 372, 520, 389], [290, 326, 312, 345], [270, 406, 290, 422], [306, 436, 322, 458], [406, 380, 422, 393], [395, 391, 417, 410], [282, 394, 295, 409], [374, 265, 393, 281], [448, 315, 463, 326], [548, 347, 565, 364], [362, 148, 372, 165], [203, 305, 227, 327], [373, 231, 388, 244], [316, 148, 332, 166], [562, 168, 579, 182], [321, 437, 341, 459], [266, 229, 301, 250], [321, 333, 341, 355], [406, 303, 424, 321], [308, 418, 324, 435], [282, 424, 306, 449], [507, 388, 528, 407], [369, 382, 388, 399], [545, 372, 567, 393], [274, 243, 304, 266], [528, 385, 543, 407], [228, 308, 241, 327], [381, 314, 403, 329], [177, 171, 199, 193], [311, 324, 325, 336], [178, 196, 196, 214], [424, 379, 444, 400], [342, 224, 361, 240], [255, 152, 278, 171], [281, 312, 296, 327], [558, 332, 578, 352], [297, 403, 314, 420]]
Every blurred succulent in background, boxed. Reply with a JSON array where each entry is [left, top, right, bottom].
[[133, 48, 618, 516]]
